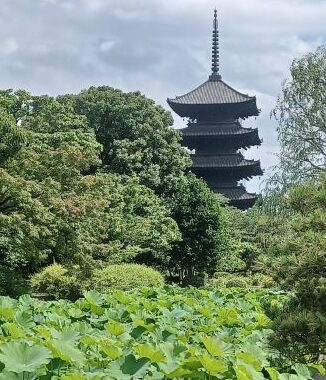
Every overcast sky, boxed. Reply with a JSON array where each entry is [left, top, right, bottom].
[[1, 0, 325, 192]]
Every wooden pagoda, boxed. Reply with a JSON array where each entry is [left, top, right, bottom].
[[167, 9, 263, 210]]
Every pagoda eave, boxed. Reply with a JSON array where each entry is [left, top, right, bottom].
[[193, 168, 263, 181], [191, 155, 262, 169], [167, 99, 259, 120], [229, 197, 258, 210], [212, 186, 259, 210], [182, 131, 261, 149]]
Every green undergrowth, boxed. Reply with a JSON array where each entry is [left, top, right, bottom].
[[0, 286, 323, 379]]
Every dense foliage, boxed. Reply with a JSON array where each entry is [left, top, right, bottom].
[[60, 87, 191, 193], [0, 87, 227, 289], [161, 174, 226, 285], [264, 175, 326, 364], [92, 264, 164, 292], [254, 45, 326, 365], [0, 286, 320, 380], [270, 45, 326, 188]]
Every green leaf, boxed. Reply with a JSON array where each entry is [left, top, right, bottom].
[[165, 367, 193, 378], [2, 323, 24, 339], [200, 335, 224, 356], [0, 341, 51, 373], [48, 340, 85, 365], [83, 290, 105, 306], [236, 352, 263, 371], [234, 364, 252, 380], [59, 374, 87, 380], [100, 342, 123, 360], [198, 353, 228, 376], [266, 367, 281, 380], [0, 371, 28, 380], [234, 364, 265, 380], [14, 311, 35, 329], [292, 364, 312, 378], [134, 343, 166, 363], [50, 327, 80, 344], [308, 363, 325, 375], [105, 321, 125, 336], [109, 354, 150, 379]]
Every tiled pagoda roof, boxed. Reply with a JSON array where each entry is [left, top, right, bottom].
[[192, 154, 261, 170], [212, 186, 259, 210], [181, 122, 259, 137], [168, 79, 255, 106], [214, 186, 257, 201], [167, 78, 259, 119]]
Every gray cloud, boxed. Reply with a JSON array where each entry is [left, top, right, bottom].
[[0, 0, 325, 191]]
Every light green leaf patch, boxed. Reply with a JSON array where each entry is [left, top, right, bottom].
[[134, 343, 166, 363], [0, 341, 51, 373], [201, 335, 224, 356]]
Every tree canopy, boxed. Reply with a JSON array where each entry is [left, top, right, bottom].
[[270, 45, 326, 188], [0, 90, 182, 274], [0, 87, 226, 288], [60, 86, 191, 192]]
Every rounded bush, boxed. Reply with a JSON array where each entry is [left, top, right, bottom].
[[30, 264, 83, 300], [91, 264, 164, 292]]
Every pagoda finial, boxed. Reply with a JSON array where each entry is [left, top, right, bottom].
[[209, 8, 221, 81]]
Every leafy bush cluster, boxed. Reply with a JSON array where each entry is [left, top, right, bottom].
[[0, 286, 321, 379], [30, 263, 164, 299], [92, 264, 164, 292]]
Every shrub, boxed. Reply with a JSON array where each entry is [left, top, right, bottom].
[[91, 264, 164, 292], [209, 272, 275, 289], [30, 264, 83, 300], [0, 265, 29, 297]]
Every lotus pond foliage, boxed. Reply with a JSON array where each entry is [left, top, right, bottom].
[[0, 286, 321, 380]]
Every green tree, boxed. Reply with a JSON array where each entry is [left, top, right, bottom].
[[0, 92, 180, 275], [0, 110, 25, 166], [271, 45, 326, 187], [266, 175, 326, 365], [161, 173, 226, 285], [60, 86, 191, 192], [217, 206, 263, 274]]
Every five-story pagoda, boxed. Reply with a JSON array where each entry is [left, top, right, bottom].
[[167, 9, 263, 210]]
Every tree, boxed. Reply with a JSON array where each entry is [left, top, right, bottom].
[[266, 175, 326, 365], [60, 86, 191, 192], [0, 91, 180, 274], [271, 45, 326, 187], [0, 110, 25, 166], [61, 87, 230, 284], [160, 173, 226, 285]]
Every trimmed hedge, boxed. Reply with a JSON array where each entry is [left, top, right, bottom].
[[92, 264, 164, 292], [30, 264, 83, 300]]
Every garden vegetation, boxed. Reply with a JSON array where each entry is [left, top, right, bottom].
[[0, 45, 325, 378]]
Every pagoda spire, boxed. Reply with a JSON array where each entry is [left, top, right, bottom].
[[210, 8, 221, 81]]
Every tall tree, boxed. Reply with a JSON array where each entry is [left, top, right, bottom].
[[271, 45, 326, 188], [60, 86, 191, 192], [161, 173, 226, 285]]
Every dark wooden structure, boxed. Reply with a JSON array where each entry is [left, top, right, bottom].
[[167, 9, 263, 209]]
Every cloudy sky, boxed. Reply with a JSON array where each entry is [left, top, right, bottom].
[[1, 0, 325, 192]]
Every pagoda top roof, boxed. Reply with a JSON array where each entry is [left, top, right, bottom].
[[167, 10, 260, 120], [168, 78, 255, 106]]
